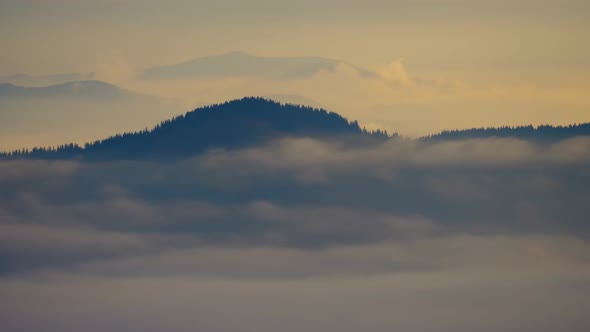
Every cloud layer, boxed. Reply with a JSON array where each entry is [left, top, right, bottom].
[[1, 137, 589, 332]]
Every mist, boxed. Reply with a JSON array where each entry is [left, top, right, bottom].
[[1, 137, 589, 332]]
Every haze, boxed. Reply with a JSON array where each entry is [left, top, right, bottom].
[[1, 0, 589, 146]]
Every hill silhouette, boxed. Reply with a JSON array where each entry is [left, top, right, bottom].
[[2, 97, 388, 160], [3, 97, 590, 161]]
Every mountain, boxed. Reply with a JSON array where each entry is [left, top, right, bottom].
[[4, 96, 589, 161], [141, 51, 373, 80], [0, 81, 182, 151], [2, 97, 388, 160], [0, 80, 138, 101], [0, 72, 95, 87], [422, 124, 590, 142]]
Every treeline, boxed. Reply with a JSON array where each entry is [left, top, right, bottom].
[[4, 143, 84, 159], [1, 97, 390, 160], [422, 123, 590, 142]]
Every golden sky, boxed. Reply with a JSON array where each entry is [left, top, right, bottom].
[[1, 0, 589, 141]]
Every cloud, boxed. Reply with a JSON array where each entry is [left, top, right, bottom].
[[93, 51, 137, 86], [1, 238, 589, 332], [0, 137, 589, 268], [375, 58, 413, 86], [1, 137, 589, 331]]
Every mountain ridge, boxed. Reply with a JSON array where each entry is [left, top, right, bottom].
[[0, 72, 95, 87], [2, 97, 590, 161], [141, 51, 373, 80], [422, 124, 590, 142], [2, 97, 387, 160], [0, 80, 142, 101]]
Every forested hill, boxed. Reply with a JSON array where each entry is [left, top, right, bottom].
[[3, 97, 388, 160], [422, 123, 590, 142]]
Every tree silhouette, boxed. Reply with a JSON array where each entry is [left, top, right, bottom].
[[422, 123, 590, 142]]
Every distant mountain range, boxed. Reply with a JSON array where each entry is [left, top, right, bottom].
[[2, 52, 373, 83], [0, 80, 182, 152], [0, 72, 95, 87], [141, 51, 373, 80], [0, 80, 141, 101]]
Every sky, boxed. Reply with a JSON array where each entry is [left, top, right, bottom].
[[1, 0, 590, 144]]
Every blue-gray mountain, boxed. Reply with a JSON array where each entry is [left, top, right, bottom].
[[141, 51, 373, 80], [0, 72, 95, 87], [2, 98, 388, 160], [0, 80, 182, 152], [0, 80, 139, 101]]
